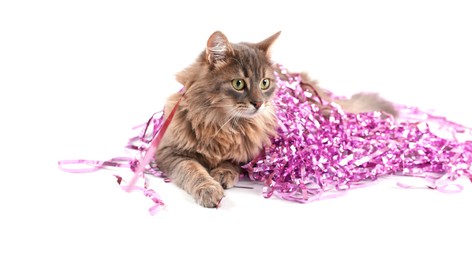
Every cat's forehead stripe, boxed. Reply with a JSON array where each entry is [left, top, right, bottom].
[[235, 45, 268, 80], [241, 64, 249, 78]]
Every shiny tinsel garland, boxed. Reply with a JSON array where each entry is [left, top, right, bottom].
[[242, 67, 472, 202], [58, 66, 472, 214]]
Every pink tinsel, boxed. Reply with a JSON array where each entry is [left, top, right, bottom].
[[241, 66, 472, 202], [58, 65, 472, 214]]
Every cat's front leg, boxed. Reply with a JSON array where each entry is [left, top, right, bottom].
[[162, 158, 224, 208], [209, 161, 240, 189]]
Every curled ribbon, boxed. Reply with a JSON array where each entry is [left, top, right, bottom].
[[58, 91, 186, 215]]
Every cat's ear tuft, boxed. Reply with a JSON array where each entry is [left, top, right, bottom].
[[206, 31, 234, 65], [257, 31, 281, 53]]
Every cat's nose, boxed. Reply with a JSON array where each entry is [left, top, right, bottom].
[[251, 101, 263, 109]]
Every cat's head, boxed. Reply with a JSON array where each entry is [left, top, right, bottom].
[[177, 31, 281, 120]]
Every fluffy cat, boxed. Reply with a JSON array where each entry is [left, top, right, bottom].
[[155, 31, 396, 208]]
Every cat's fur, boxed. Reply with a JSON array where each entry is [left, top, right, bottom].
[[156, 31, 396, 207]]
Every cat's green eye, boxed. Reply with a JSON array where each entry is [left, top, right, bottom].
[[260, 78, 271, 90], [231, 79, 246, 91]]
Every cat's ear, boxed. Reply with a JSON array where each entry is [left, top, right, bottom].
[[256, 31, 281, 53], [206, 31, 234, 65]]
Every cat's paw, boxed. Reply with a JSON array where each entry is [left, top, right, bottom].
[[194, 180, 225, 208], [209, 164, 240, 189]]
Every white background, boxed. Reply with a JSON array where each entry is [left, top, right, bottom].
[[1, 0, 472, 259]]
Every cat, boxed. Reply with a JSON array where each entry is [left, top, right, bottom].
[[155, 31, 397, 208]]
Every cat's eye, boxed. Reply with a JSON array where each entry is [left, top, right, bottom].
[[260, 78, 271, 90], [231, 79, 246, 91]]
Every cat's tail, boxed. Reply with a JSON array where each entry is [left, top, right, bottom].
[[299, 72, 398, 118], [334, 92, 398, 117]]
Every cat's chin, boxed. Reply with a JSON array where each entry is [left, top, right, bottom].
[[238, 107, 266, 119], [238, 112, 259, 119]]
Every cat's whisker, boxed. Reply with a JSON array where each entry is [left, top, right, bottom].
[[210, 122, 231, 140], [230, 111, 243, 130], [193, 103, 236, 110], [210, 110, 238, 140], [231, 115, 240, 129]]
